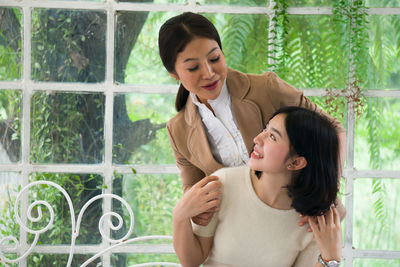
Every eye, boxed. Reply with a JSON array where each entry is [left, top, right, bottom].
[[210, 56, 220, 63], [188, 66, 199, 72], [269, 133, 276, 141]]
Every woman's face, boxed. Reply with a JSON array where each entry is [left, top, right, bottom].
[[170, 37, 227, 104], [248, 113, 293, 174]]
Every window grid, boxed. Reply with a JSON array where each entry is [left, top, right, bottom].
[[0, 0, 399, 266]]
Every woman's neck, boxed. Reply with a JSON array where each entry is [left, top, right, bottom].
[[250, 170, 292, 210]]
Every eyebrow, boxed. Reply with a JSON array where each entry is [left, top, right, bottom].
[[271, 127, 282, 138], [183, 47, 219, 63], [266, 124, 282, 138]]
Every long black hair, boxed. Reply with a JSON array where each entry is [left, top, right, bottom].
[[158, 12, 222, 112], [256, 106, 340, 216]]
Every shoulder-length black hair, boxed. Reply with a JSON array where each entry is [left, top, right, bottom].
[[158, 12, 222, 112], [260, 106, 340, 216]]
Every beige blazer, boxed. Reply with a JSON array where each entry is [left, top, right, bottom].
[[167, 68, 343, 189]]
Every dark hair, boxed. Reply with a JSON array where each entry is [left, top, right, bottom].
[[158, 12, 222, 112], [256, 107, 340, 216]]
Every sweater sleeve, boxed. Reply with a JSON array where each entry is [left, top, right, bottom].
[[293, 239, 319, 267]]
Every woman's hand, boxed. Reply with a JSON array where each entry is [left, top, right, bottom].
[[173, 175, 222, 223], [308, 206, 342, 262]]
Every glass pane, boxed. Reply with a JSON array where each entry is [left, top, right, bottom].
[[354, 258, 400, 266], [354, 178, 400, 250], [308, 96, 347, 127], [28, 254, 101, 267], [28, 173, 103, 245], [366, 0, 400, 7], [197, 0, 269, 6], [112, 173, 181, 237], [0, 172, 21, 263], [364, 15, 400, 90], [355, 98, 400, 170], [275, 15, 349, 89], [31, 9, 106, 83], [30, 91, 105, 164], [286, 0, 335, 6], [205, 13, 269, 74], [0, 90, 22, 163], [0, 8, 22, 81], [117, 12, 269, 84], [115, 11, 179, 84], [112, 253, 179, 266], [113, 93, 176, 165]]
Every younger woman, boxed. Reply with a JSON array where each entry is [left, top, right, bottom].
[[173, 107, 342, 267]]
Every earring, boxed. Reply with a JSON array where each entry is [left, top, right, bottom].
[[176, 79, 180, 85]]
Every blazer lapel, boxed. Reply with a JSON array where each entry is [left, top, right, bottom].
[[227, 69, 264, 155], [232, 98, 264, 155], [185, 97, 224, 175]]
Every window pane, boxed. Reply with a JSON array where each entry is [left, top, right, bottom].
[[28, 173, 103, 245], [0, 172, 21, 263], [31, 9, 106, 83], [117, 12, 269, 84], [0, 90, 22, 163], [112, 173, 181, 237], [308, 96, 347, 127], [0, 7, 22, 81], [205, 13, 269, 74], [113, 93, 175, 165], [354, 178, 400, 250], [364, 15, 400, 90], [197, 0, 269, 6], [355, 98, 400, 170], [28, 254, 101, 267], [354, 259, 400, 266], [366, 0, 400, 7], [115, 11, 179, 84], [276, 15, 349, 89], [112, 253, 179, 266], [30, 92, 105, 164]]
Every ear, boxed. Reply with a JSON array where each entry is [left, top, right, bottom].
[[170, 72, 179, 81], [287, 156, 307, 171]]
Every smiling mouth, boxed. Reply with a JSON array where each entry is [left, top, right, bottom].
[[251, 149, 264, 159], [202, 80, 219, 91]]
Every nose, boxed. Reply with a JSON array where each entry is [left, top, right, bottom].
[[253, 131, 264, 146], [201, 62, 215, 79]]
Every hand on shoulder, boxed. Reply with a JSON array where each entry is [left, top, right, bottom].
[[173, 176, 222, 223]]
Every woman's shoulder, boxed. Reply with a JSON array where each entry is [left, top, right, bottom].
[[228, 68, 280, 84], [211, 166, 249, 185]]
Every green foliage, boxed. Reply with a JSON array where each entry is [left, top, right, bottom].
[[27, 173, 103, 245], [0, 44, 21, 81], [114, 173, 182, 238], [31, 9, 106, 83], [30, 92, 104, 164]]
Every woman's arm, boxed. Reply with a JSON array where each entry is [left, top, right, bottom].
[[310, 206, 343, 267], [173, 176, 221, 266]]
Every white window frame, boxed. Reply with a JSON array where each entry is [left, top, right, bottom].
[[0, 0, 399, 266]]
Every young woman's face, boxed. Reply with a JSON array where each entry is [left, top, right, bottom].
[[248, 113, 293, 174], [170, 37, 227, 104]]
